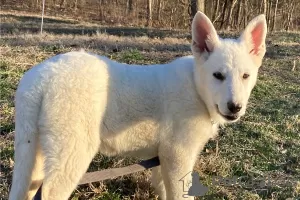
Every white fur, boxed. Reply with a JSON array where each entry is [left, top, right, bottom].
[[9, 12, 267, 200]]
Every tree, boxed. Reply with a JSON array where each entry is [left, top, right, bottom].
[[147, 0, 152, 26], [126, 0, 133, 14], [59, 0, 66, 8], [212, 0, 220, 23], [267, 0, 272, 28], [272, 0, 279, 31], [234, 0, 242, 29], [284, 0, 297, 31], [243, 0, 248, 28], [190, 0, 205, 22], [220, 0, 228, 29], [225, 0, 238, 30], [157, 0, 162, 21], [263, 0, 267, 15]]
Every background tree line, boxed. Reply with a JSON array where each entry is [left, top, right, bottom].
[[1, 0, 299, 31]]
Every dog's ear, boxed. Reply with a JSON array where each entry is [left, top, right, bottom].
[[240, 15, 267, 67], [191, 12, 220, 57]]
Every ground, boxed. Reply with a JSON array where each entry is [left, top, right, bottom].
[[0, 11, 299, 200]]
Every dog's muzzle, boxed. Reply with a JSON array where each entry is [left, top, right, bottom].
[[215, 105, 239, 121]]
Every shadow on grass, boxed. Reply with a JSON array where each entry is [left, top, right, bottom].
[[1, 14, 77, 25], [266, 44, 300, 58], [255, 99, 299, 119], [1, 23, 189, 38], [269, 32, 300, 43]]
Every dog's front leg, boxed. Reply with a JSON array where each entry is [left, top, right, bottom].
[[158, 143, 199, 200], [157, 116, 213, 200]]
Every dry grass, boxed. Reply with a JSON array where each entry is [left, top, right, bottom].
[[1, 12, 300, 200], [1, 32, 190, 53]]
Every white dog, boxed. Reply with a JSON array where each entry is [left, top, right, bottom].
[[9, 12, 267, 200]]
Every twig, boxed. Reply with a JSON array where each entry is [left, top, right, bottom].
[[292, 60, 296, 71]]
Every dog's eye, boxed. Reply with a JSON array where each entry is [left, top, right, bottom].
[[213, 72, 225, 81], [243, 73, 250, 79]]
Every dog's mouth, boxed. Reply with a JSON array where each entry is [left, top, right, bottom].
[[215, 105, 239, 121]]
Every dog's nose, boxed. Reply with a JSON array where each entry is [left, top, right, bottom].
[[227, 102, 242, 114]]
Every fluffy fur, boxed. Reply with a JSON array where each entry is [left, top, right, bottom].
[[9, 12, 267, 200]]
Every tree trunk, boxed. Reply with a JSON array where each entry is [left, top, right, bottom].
[[263, 0, 267, 15], [243, 0, 247, 28], [226, 0, 238, 30], [74, 0, 78, 12], [98, 0, 103, 19], [235, 0, 242, 29], [60, 0, 66, 8], [126, 0, 133, 14], [284, 0, 296, 31], [220, 0, 228, 29], [157, 0, 162, 21], [258, 0, 262, 13], [267, 0, 272, 29], [212, 0, 220, 23], [35, 0, 39, 9], [146, 0, 152, 27], [287, 11, 293, 31], [205, 0, 213, 19], [272, 0, 279, 31], [29, 0, 34, 9], [190, 0, 205, 22]]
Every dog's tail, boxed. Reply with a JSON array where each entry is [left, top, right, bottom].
[[9, 70, 44, 200]]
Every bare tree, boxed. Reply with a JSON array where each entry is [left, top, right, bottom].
[[126, 0, 133, 14], [272, 0, 279, 31], [74, 0, 78, 12], [157, 0, 162, 21], [59, 0, 66, 8], [243, 0, 248, 28], [212, 0, 220, 23], [267, 0, 273, 28], [220, 0, 228, 29], [205, 0, 213, 19], [263, 0, 267, 15], [234, 0, 242, 29], [97, 0, 103, 19], [285, 0, 297, 31], [147, 0, 152, 26], [226, 0, 238, 30], [190, 0, 205, 22]]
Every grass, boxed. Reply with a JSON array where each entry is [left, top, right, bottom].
[[0, 12, 300, 200]]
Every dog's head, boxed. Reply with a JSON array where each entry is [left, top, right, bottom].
[[191, 12, 267, 124]]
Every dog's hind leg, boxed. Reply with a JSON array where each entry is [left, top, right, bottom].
[[40, 125, 100, 200], [9, 88, 43, 200], [27, 143, 44, 200], [151, 166, 166, 200]]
